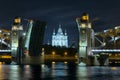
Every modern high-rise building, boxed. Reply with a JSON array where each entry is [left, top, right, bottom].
[[52, 24, 68, 47]]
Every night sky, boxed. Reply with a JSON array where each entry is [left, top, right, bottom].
[[0, 0, 120, 47]]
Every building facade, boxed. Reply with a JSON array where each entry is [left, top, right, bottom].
[[52, 25, 68, 47]]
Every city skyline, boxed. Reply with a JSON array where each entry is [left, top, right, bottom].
[[0, 0, 120, 46]]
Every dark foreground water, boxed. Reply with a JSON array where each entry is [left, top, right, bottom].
[[0, 62, 120, 80]]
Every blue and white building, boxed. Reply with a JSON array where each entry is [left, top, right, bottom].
[[52, 25, 68, 47]]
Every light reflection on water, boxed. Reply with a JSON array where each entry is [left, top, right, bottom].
[[51, 62, 68, 77], [76, 66, 89, 80], [0, 63, 120, 80]]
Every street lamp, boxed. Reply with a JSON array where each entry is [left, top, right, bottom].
[[52, 51, 56, 59], [64, 52, 68, 57], [52, 51, 56, 64]]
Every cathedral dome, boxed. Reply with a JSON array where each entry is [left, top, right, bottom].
[[52, 24, 68, 47], [57, 24, 63, 35]]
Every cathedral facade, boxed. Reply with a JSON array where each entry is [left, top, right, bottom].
[[52, 25, 68, 47]]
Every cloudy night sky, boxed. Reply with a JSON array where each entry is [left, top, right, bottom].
[[0, 0, 120, 47]]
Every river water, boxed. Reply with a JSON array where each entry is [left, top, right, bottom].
[[0, 62, 120, 80]]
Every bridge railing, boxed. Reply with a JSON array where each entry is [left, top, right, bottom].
[[91, 49, 120, 53], [0, 49, 11, 52]]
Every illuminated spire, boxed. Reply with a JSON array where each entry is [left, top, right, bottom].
[[65, 29, 67, 35], [47, 40, 50, 45], [53, 29, 55, 35], [57, 24, 63, 34]]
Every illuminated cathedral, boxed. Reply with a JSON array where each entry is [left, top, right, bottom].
[[52, 24, 68, 47]]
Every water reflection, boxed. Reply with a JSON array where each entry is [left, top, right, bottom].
[[24, 65, 32, 79], [0, 63, 120, 79], [51, 62, 68, 77], [88, 66, 120, 80], [9, 65, 20, 80], [0, 65, 5, 79], [76, 66, 89, 80]]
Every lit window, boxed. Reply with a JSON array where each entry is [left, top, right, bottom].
[[81, 24, 86, 28], [82, 16, 88, 20], [14, 18, 21, 23]]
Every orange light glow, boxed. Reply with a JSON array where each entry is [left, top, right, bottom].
[[1, 55, 12, 59], [82, 15, 88, 21], [14, 18, 21, 23]]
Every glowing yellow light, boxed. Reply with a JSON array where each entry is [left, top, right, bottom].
[[0, 62, 2, 65], [14, 18, 21, 24], [75, 55, 78, 58], [82, 15, 88, 21], [1, 55, 12, 59], [64, 52, 68, 56], [109, 54, 112, 56], [52, 51, 56, 55], [111, 67, 117, 70], [52, 62, 55, 64], [64, 61, 68, 64], [81, 24, 86, 28]]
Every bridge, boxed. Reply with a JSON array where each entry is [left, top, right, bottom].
[[91, 49, 120, 53], [76, 13, 120, 66], [0, 17, 47, 64], [0, 13, 120, 65]]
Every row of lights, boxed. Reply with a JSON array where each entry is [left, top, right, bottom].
[[109, 61, 120, 64], [52, 61, 68, 64], [95, 26, 120, 37], [102, 26, 120, 33], [0, 50, 11, 52], [92, 49, 120, 52]]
